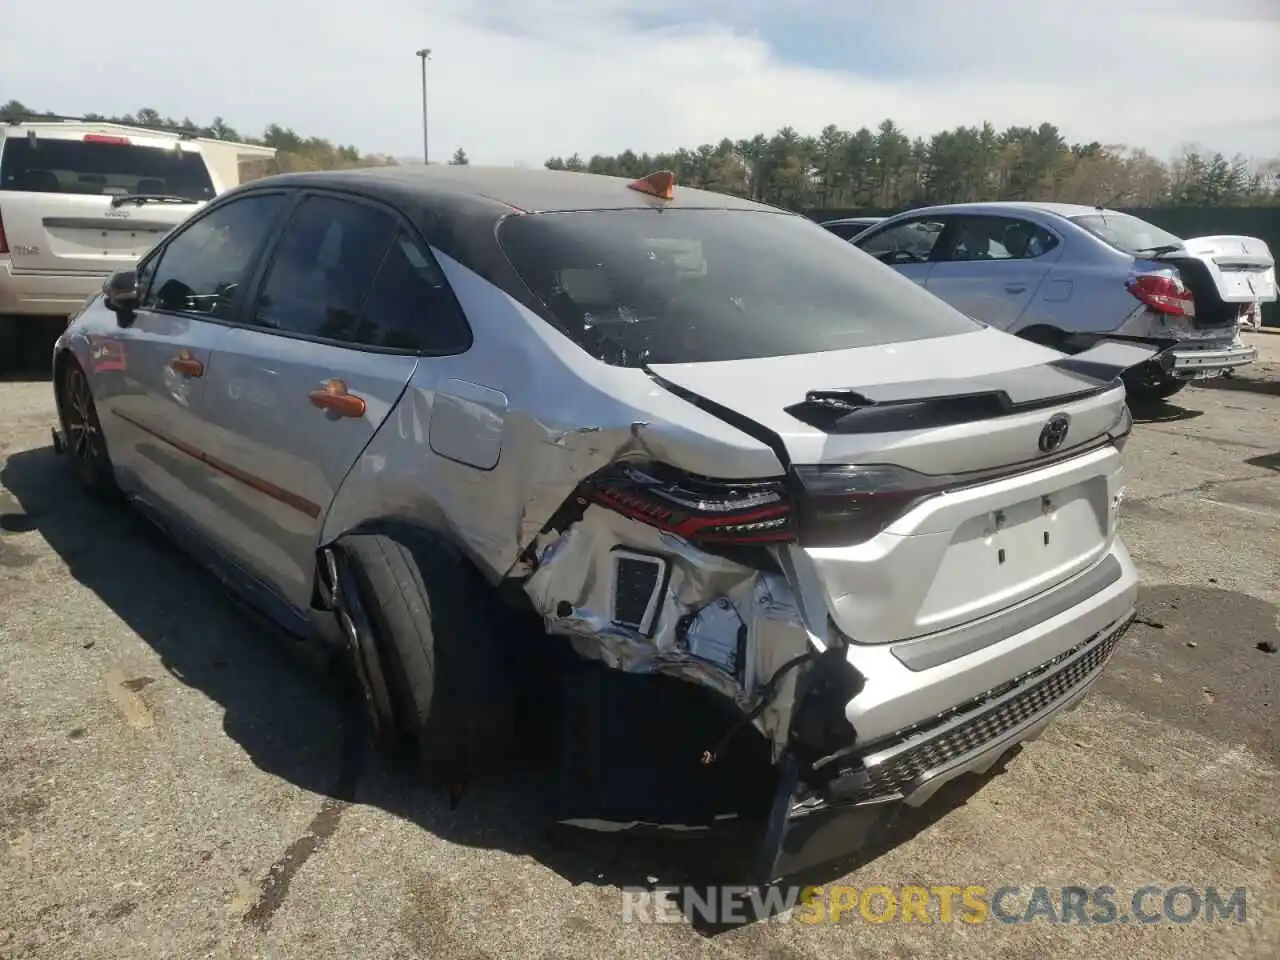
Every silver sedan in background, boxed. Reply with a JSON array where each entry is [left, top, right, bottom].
[[851, 202, 1275, 401]]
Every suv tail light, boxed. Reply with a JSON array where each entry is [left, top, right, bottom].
[[583, 463, 794, 545], [0, 209, 8, 254], [1126, 271, 1195, 317]]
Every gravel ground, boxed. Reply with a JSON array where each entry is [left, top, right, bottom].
[[1, 336, 1277, 960]]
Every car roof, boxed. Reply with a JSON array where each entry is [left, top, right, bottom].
[[822, 216, 883, 225], [886, 201, 1123, 220], [243, 164, 781, 217]]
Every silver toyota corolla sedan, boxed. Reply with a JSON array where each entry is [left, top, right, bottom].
[[50, 166, 1148, 881], [852, 202, 1275, 402]]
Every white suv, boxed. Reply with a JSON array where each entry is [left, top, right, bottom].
[[0, 118, 270, 364]]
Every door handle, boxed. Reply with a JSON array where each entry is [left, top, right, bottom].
[[170, 352, 204, 377], [1004, 283, 1028, 294], [308, 379, 366, 419]]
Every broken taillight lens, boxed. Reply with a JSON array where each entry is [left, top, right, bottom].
[[584, 463, 795, 545], [1126, 271, 1195, 317]]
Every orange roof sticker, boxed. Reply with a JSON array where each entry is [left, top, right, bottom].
[[627, 170, 676, 201]]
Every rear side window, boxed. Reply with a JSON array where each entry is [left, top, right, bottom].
[[143, 193, 288, 318], [941, 216, 1061, 262], [360, 231, 471, 353], [250, 195, 397, 345], [0, 136, 216, 201], [497, 209, 980, 367], [1070, 213, 1183, 256]]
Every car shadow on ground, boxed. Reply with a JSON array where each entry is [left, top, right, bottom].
[[0, 444, 1008, 934], [1197, 373, 1280, 398], [1126, 399, 1204, 424]]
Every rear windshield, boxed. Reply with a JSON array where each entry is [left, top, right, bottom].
[[497, 209, 981, 366], [1070, 213, 1183, 256], [0, 136, 215, 201]]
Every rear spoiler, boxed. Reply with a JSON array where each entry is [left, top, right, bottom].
[[784, 339, 1157, 434]]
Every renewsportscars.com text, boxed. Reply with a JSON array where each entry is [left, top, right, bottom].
[[621, 884, 1249, 925]]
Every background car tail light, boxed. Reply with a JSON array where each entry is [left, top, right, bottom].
[[583, 463, 794, 545], [1126, 271, 1195, 316], [791, 464, 946, 547], [0, 211, 7, 254], [83, 134, 131, 145]]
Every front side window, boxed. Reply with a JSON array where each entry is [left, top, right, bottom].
[[497, 209, 981, 367], [0, 136, 216, 201], [142, 193, 288, 318], [856, 218, 949, 265], [250, 196, 396, 342]]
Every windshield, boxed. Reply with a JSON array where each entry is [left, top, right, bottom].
[[498, 209, 982, 367], [1070, 213, 1183, 256], [0, 136, 215, 201]]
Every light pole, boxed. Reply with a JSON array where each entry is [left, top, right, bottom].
[[415, 48, 431, 164]]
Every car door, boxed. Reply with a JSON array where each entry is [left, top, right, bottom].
[[99, 190, 292, 533], [852, 215, 951, 286], [196, 191, 466, 613], [923, 215, 1063, 329]]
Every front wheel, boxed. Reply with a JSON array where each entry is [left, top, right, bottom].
[[1123, 362, 1188, 402], [59, 357, 120, 500]]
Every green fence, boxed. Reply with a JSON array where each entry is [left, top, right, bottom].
[[806, 206, 1280, 325]]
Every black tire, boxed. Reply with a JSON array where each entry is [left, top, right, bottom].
[[1123, 362, 1188, 402], [59, 356, 120, 501], [336, 529, 516, 776]]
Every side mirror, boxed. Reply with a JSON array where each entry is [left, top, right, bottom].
[[103, 271, 138, 314]]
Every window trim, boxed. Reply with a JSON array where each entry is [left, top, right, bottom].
[[931, 214, 1063, 265], [140, 185, 474, 358]]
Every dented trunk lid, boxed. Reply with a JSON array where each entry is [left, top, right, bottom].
[[648, 328, 1149, 643]]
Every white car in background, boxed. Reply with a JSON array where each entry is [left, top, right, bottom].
[[0, 116, 275, 365]]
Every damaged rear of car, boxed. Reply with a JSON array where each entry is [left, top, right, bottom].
[[471, 189, 1143, 880]]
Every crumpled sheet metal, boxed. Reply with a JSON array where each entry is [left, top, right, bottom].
[[523, 505, 817, 752]]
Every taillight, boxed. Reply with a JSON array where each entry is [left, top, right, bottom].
[[1108, 404, 1133, 452], [792, 464, 942, 547], [1126, 271, 1195, 316], [0, 210, 7, 254], [583, 463, 794, 545], [84, 134, 131, 145]]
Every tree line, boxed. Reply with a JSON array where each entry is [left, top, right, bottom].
[[545, 119, 1280, 211], [5, 100, 1273, 210]]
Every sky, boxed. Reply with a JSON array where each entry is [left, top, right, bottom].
[[3, 0, 1278, 166]]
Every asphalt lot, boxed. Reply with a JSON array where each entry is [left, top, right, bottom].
[[1, 336, 1277, 960]]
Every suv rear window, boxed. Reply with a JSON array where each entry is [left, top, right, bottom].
[[498, 209, 981, 366], [1070, 213, 1183, 257], [0, 136, 216, 201]]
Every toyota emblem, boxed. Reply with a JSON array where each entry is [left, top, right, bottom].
[[1038, 413, 1070, 453]]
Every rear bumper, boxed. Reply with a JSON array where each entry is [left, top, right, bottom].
[[758, 607, 1134, 881], [0, 261, 103, 318], [1161, 337, 1257, 379]]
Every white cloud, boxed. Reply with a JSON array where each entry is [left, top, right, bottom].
[[2, 0, 1277, 165]]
